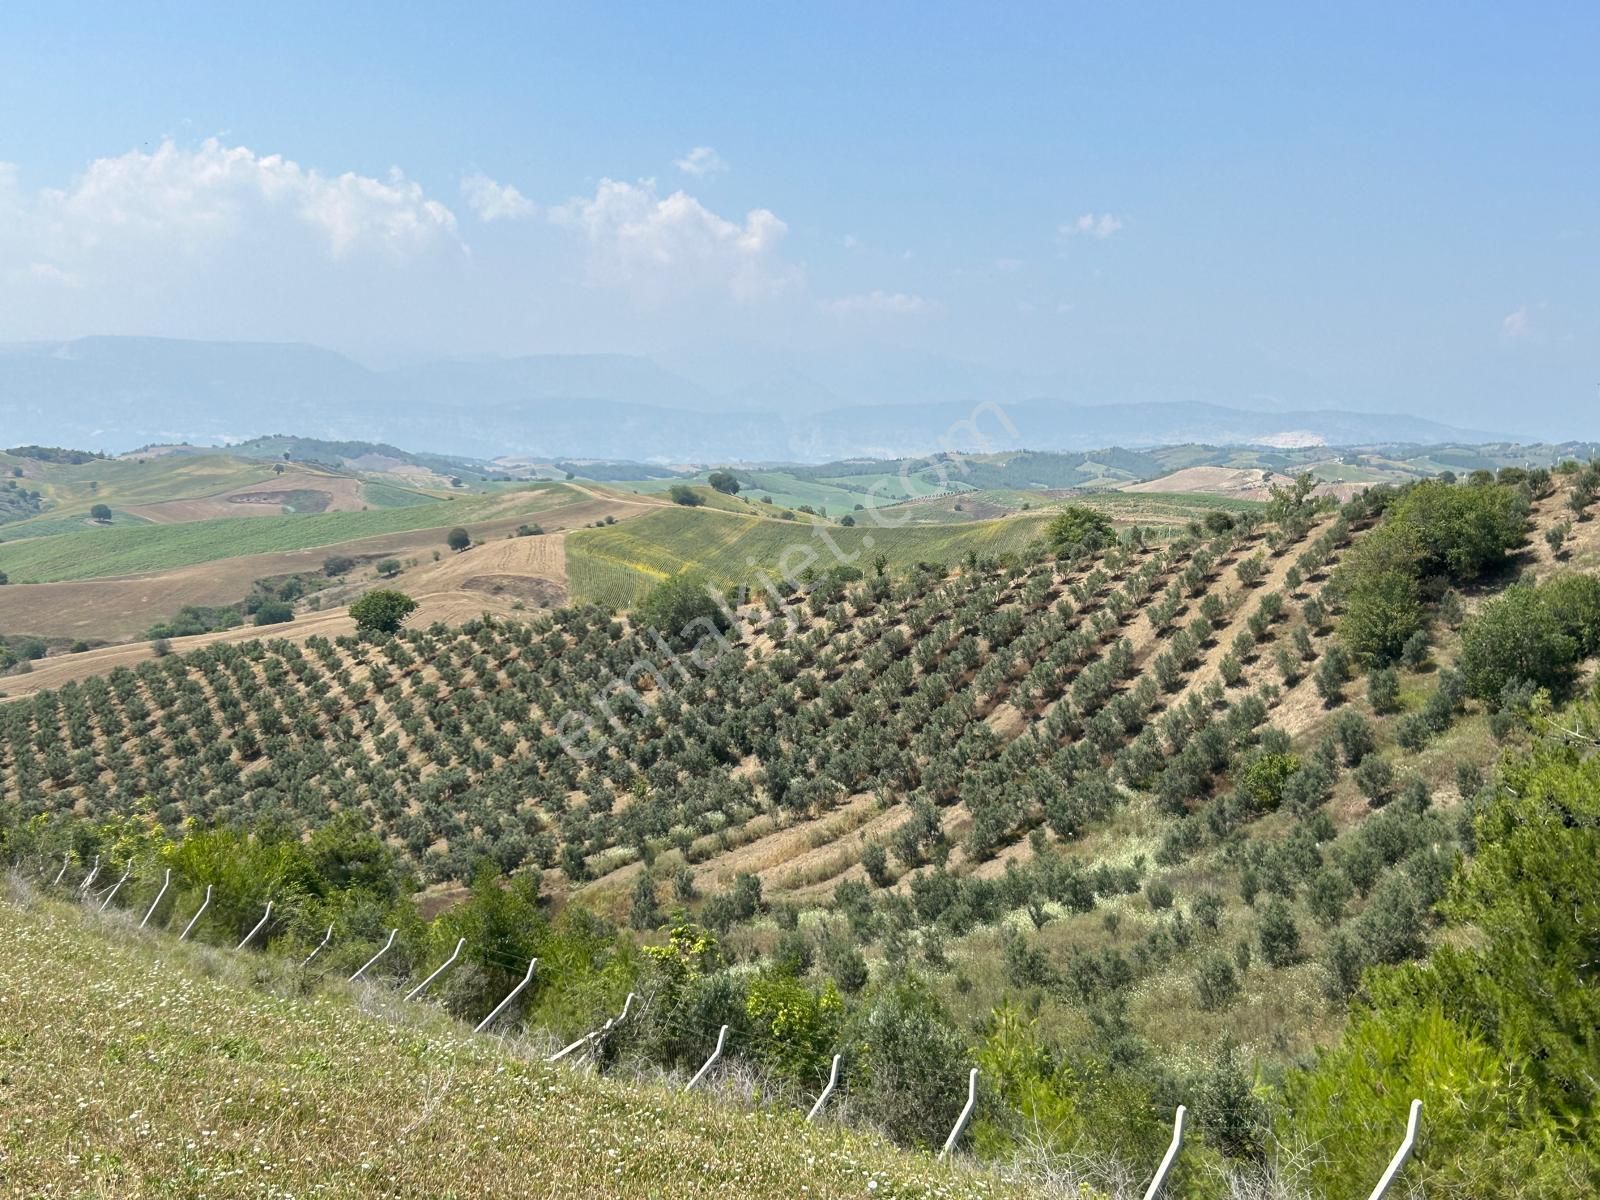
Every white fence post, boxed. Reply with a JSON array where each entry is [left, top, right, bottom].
[[77, 855, 101, 893], [178, 885, 212, 942], [938, 1068, 979, 1159], [405, 937, 466, 1001], [807, 1054, 842, 1123], [140, 869, 172, 929], [98, 866, 132, 911], [235, 902, 273, 951], [474, 957, 538, 1034], [301, 925, 334, 967], [1142, 1105, 1187, 1200], [548, 991, 639, 1063], [1367, 1099, 1423, 1200], [348, 928, 398, 982], [52, 854, 70, 886], [685, 1025, 729, 1093]]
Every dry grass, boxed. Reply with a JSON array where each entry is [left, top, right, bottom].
[[0, 889, 1065, 1200]]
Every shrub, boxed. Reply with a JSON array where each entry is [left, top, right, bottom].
[[376, 558, 402, 578], [668, 484, 703, 507], [1367, 666, 1400, 714], [253, 599, 294, 626], [861, 841, 892, 887], [1354, 755, 1395, 805], [1334, 710, 1376, 766], [89, 502, 112, 522], [853, 978, 972, 1148], [323, 555, 356, 576], [1194, 953, 1241, 1010], [1256, 897, 1300, 966], [707, 470, 740, 495], [446, 526, 471, 552], [1145, 878, 1175, 910], [1460, 584, 1578, 700]]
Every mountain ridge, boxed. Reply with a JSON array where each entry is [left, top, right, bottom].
[[0, 335, 1516, 461]]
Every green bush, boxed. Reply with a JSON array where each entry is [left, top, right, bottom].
[[1460, 584, 1578, 700]]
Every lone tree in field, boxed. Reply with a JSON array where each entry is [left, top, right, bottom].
[[89, 503, 112, 523], [636, 571, 730, 650], [707, 470, 740, 495], [350, 589, 419, 635], [446, 526, 471, 552], [1044, 505, 1114, 554]]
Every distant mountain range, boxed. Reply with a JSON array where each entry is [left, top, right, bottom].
[[0, 336, 1516, 462]]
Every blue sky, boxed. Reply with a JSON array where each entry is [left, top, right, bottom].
[[1, 2, 1595, 436]]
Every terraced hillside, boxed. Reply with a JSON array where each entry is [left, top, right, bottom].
[[5, 464, 1600, 1196]]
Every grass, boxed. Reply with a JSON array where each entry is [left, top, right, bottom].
[[566, 506, 1054, 608], [0, 888, 1044, 1200], [359, 480, 446, 508], [616, 470, 887, 514], [0, 484, 575, 582]]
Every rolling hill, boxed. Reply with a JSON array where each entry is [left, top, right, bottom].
[[3, 462, 1599, 1196]]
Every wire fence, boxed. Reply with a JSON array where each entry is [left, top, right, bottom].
[[10, 852, 1423, 1199]]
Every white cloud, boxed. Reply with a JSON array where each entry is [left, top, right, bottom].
[[674, 146, 728, 177], [824, 290, 933, 316], [1060, 212, 1124, 240], [11, 139, 458, 265], [550, 178, 794, 304], [0, 139, 467, 344], [461, 173, 536, 222], [1501, 305, 1532, 338]]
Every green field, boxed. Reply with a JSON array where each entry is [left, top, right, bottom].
[[0, 484, 575, 582], [566, 505, 1053, 607], [0, 451, 284, 509], [358, 480, 445, 508]]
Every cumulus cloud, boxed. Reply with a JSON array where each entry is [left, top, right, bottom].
[[0, 139, 466, 344], [824, 290, 934, 316], [550, 178, 794, 304], [674, 146, 728, 177], [461, 173, 536, 222], [28, 138, 459, 260], [1060, 212, 1123, 240]]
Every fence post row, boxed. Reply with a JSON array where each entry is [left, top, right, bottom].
[[178, 885, 213, 942], [301, 925, 334, 968], [474, 957, 538, 1034], [1142, 1105, 1186, 1200], [1367, 1099, 1423, 1200], [139, 869, 172, 929], [404, 937, 466, 1001], [31, 854, 1431, 1185], [807, 1054, 842, 1123], [938, 1068, 980, 1160], [98, 866, 133, 912], [684, 1024, 729, 1092], [235, 903, 273, 951], [348, 928, 398, 982]]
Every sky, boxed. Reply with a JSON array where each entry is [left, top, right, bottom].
[[1, 2, 1595, 436]]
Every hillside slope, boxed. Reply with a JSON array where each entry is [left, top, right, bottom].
[[0, 891, 1034, 1199]]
